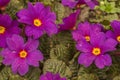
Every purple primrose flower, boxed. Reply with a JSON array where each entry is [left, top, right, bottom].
[[76, 32, 117, 69], [0, 14, 20, 48], [17, 2, 58, 39], [1, 34, 44, 75], [39, 72, 66, 80]]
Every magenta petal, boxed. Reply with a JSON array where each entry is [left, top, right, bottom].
[[25, 38, 39, 52], [78, 53, 96, 67], [6, 35, 24, 50], [78, 22, 91, 35], [72, 30, 83, 42], [44, 12, 56, 22], [2, 53, 17, 66], [62, 0, 78, 8], [103, 54, 112, 66], [90, 32, 106, 46], [106, 30, 115, 39], [44, 22, 58, 36], [11, 58, 21, 74], [39, 72, 66, 80], [102, 38, 117, 53], [54, 74, 61, 79], [40, 72, 53, 80], [91, 23, 103, 32], [76, 41, 92, 52], [27, 50, 43, 67], [85, 0, 97, 9], [0, 36, 6, 48], [39, 7, 51, 20], [46, 72, 54, 79], [111, 20, 120, 33], [27, 2, 36, 16], [9, 20, 21, 34], [0, 0, 10, 7], [1, 48, 10, 57], [0, 14, 12, 27], [40, 6, 56, 21], [25, 26, 44, 39], [40, 75, 48, 80], [1, 48, 17, 65], [34, 2, 44, 15], [62, 78, 67, 80], [54, 73, 66, 80], [18, 61, 29, 76], [95, 54, 112, 69], [17, 9, 34, 25], [2, 58, 13, 66]]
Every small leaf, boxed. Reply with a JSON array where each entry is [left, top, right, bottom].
[[113, 75, 120, 80], [0, 67, 26, 80], [43, 59, 72, 79], [24, 67, 41, 80], [50, 44, 72, 62]]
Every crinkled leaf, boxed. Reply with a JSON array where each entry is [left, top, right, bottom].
[[43, 59, 72, 79]]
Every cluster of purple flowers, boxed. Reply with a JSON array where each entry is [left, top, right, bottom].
[[0, 1, 66, 80], [0, 0, 57, 79], [72, 20, 120, 69], [59, 9, 118, 69], [58, 0, 119, 69], [0, 0, 120, 80]]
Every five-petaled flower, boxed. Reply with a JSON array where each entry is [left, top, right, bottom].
[[1, 34, 44, 75], [76, 32, 117, 69], [17, 2, 58, 39], [39, 72, 66, 80], [0, 14, 21, 48]]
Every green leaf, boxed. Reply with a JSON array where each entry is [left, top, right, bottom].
[[24, 67, 41, 80], [113, 75, 120, 80], [50, 44, 73, 62], [5, 0, 25, 19], [77, 67, 99, 80], [43, 59, 72, 79], [0, 67, 26, 80]]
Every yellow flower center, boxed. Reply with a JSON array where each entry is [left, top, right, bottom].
[[34, 19, 42, 27], [117, 36, 120, 42], [0, 26, 5, 34], [92, 48, 101, 56], [85, 36, 90, 42], [19, 50, 27, 58]]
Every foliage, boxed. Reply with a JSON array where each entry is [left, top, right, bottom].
[[96, 0, 120, 13]]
